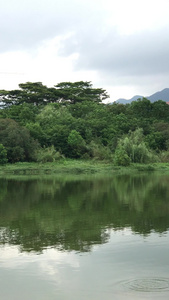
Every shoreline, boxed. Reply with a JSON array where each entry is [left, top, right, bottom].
[[0, 160, 169, 176]]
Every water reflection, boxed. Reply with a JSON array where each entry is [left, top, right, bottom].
[[0, 173, 169, 253], [1, 229, 169, 300]]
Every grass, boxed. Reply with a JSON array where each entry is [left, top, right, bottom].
[[0, 159, 169, 177], [0, 159, 112, 176]]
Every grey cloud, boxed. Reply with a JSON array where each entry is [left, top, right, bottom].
[[57, 22, 169, 97], [0, 0, 104, 52], [0, 2, 71, 51], [65, 26, 169, 78], [1, 0, 169, 98]]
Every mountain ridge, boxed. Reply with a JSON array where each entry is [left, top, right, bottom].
[[114, 88, 169, 104]]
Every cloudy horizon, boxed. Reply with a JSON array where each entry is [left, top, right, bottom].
[[1, 0, 169, 102]]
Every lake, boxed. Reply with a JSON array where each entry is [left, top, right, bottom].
[[0, 172, 169, 299]]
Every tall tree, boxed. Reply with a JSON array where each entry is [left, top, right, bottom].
[[0, 82, 60, 107], [54, 81, 109, 104], [0, 81, 109, 107]]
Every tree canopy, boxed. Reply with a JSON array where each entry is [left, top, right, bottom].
[[54, 81, 109, 104], [0, 81, 109, 107]]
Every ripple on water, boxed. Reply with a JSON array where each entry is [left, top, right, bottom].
[[119, 277, 169, 293]]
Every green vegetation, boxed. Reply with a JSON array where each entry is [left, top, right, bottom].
[[1, 160, 169, 177], [1, 81, 169, 167], [0, 144, 8, 164]]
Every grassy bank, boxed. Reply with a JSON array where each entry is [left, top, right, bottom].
[[0, 160, 113, 176], [1, 159, 169, 176]]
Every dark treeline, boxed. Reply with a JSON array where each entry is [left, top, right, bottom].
[[0, 81, 169, 164]]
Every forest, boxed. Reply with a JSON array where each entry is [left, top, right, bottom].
[[0, 81, 169, 166]]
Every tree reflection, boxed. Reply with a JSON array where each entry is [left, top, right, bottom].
[[0, 173, 169, 253]]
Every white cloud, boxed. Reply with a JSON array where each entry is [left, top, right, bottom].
[[105, 0, 169, 35]]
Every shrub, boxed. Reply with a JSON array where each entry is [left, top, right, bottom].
[[116, 128, 157, 164], [0, 119, 39, 163], [0, 144, 8, 164], [88, 141, 112, 160], [67, 130, 86, 158], [113, 146, 131, 166], [159, 151, 169, 163], [36, 145, 64, 163]]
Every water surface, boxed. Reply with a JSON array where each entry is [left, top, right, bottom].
[[0, 172, 169, 299]]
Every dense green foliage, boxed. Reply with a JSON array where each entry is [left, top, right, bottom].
[[0, 144, 8, 164], [1, 81, 169, 164]]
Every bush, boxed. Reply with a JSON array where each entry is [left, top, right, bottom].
[[116, 128, 157, 164], [36, 145, 64, 163], [67, 130, 86, 158], [88, 141, 112, 160], [7, 146, 25, 162], [113, 146, 131, 166], [159, 151, 169, 163], [0, 119, 39, 163], [0, 144, 8, 164]]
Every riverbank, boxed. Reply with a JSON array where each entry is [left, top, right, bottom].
[[1, 160, 169, 176]]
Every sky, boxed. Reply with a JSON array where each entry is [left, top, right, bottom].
[[0, 0, 169, 102]]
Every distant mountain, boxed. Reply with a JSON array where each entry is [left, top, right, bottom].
[[114, 88, 169, 104], [115, 95, 143, 104], [147, 88, 169, 103]]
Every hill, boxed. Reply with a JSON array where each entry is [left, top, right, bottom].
[[114, 88, 169, 104], [147, 88, 169, 103]]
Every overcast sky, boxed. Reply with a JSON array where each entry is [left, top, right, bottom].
[[0, 0, 169, 102]]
